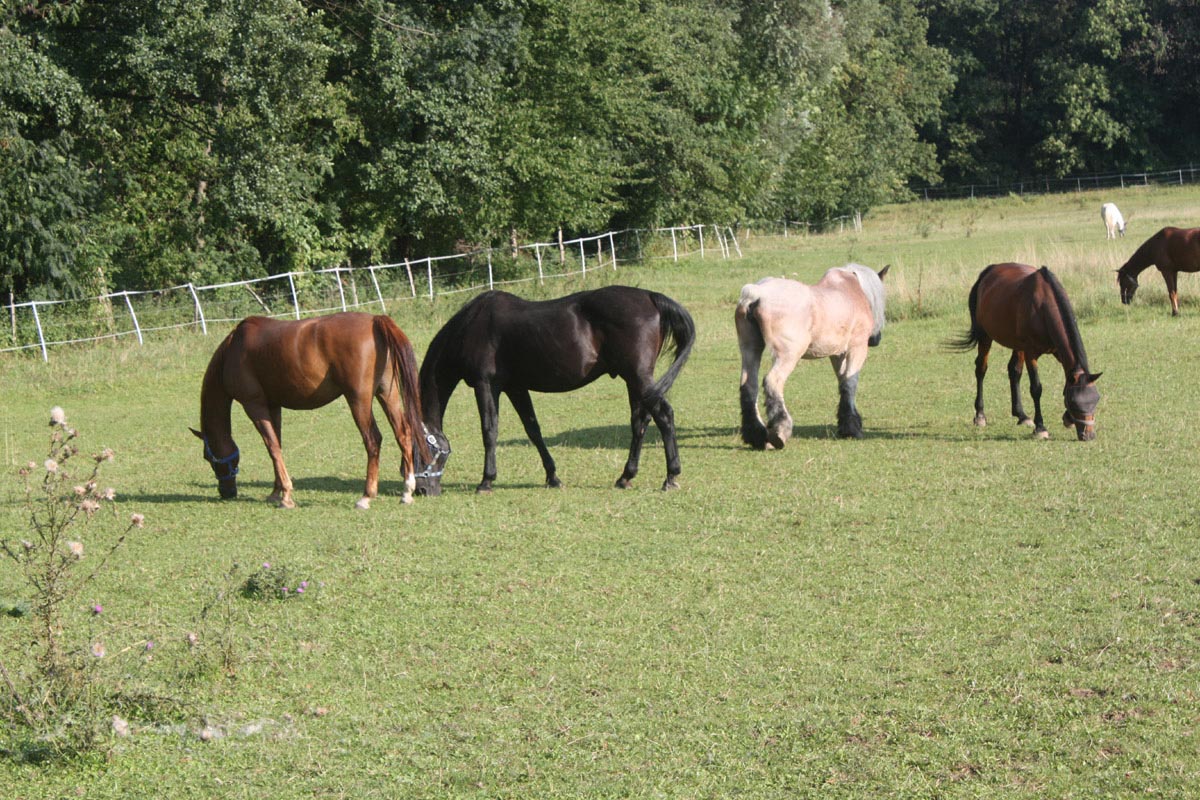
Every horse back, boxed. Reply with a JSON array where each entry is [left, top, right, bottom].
[[223, 313, 380, 409], [973, 263, 1061, 354], [1158, 227, 1200, 272]]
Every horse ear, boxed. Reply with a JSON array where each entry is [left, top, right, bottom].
[[877, 264, 890, 280], [1088, 372, 1102, 383], [189, 427, 204, 440]]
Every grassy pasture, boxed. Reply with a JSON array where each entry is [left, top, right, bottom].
[[3, 186, 1200, 797]]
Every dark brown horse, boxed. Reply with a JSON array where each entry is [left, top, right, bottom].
[[192, 312, 431, 508], [418, 286, 695, 493], [1117, 226, 1200, 315], [949, 264, 1101, 441]]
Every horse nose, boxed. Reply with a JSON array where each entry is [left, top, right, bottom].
[[218, 482, 238, 499], [1077, 426, 1096, 442]]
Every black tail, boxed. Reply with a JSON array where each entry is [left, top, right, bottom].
[[646, 292, 696, 402], [944, 267, 989, 352]]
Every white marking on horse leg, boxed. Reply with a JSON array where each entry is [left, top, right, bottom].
[[355, 496, 371, 510]]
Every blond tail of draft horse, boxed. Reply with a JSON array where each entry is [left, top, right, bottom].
[[192, 312, 432, 509], [1117, 226, 1200, 316], [949, 263, 1101, 441], [737, 263, 889, 448]]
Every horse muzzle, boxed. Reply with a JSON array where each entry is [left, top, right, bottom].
[[1063, 411, 1096, 441], [218, 479, 238, 499]]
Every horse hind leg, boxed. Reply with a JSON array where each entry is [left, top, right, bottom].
[[762, 351, 800, 449], [377, 385, 417, 504], [1007, 351, 1034, 427], [736, 307, 769, 449], [616, 386, 652, 489], [972, 338, 992, 427]]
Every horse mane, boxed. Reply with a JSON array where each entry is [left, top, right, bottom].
[[838, 263, 887, 338], [1037, 267, 1091, 373]]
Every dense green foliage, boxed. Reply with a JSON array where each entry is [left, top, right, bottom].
[[922, 0, 1200, 183], [3, 0, 1196, 300]]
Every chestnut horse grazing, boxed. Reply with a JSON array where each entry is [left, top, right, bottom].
[[419, 286, 695, 493], [1117, 226, 1200, 315], [949, 264, 1101, 441], [737, 264, 889, 448], [192, 312, 431, 509]]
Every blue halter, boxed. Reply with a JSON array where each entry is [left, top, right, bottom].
[[203, 437, 240, 480]]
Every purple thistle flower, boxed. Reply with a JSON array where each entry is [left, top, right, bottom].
[[92, 603, 103, 615]]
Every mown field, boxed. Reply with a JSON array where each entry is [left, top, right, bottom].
[[3, 186, 1200, 798]]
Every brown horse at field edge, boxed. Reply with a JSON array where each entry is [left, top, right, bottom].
[[949, 263, 1101, 441], [1117, 226, 1200, 315]]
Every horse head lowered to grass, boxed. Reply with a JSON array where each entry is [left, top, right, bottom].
[[418, 285, 695, 493], [1116, 226, 1200, 316], [736, 263, 889, 448], [192, 312, 433, 508], [949, 263, 1100, 441]]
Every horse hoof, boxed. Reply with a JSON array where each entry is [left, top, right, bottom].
[[1033, 429, 1050, 440], [547, 477, 562, 489], [661, 477, 680, 491], [1018, 417, 1034, 427], [615, 477, 631, 489], [276, 498, 296, 509], [766, 433, 786, 450], [355, 497, 371, 510], [973, 414, 987, 427], [475, 484, 494, 495]]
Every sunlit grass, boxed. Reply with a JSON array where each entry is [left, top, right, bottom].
[[2, 185, 1200, 796]]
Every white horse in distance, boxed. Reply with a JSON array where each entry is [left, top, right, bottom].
[[1101, 202, 1125, 239]]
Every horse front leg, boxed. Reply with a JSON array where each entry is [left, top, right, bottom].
[[506, 388, 560, 488], [246, 403, 295, 508], [830, 353, 865, 439], [972, 339, 992, 427], [347, 394, 384, 509], [1163, 269, 1181, 316], [1027, 357, 1049, 439], [736, 311, 768, 449], [474, 383, 501, 494], [1007, 351, 1033, 427]]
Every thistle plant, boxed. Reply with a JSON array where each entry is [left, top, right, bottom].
[[0, 407, 145, 759]]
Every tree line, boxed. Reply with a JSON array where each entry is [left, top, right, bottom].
[[1, 1, 1194, 301]]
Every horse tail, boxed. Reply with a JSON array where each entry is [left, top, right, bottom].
[[944, 266, 989, 352], [647, 291, 696, 402], [735, 284, 766, 354], [375, 316, 432, 463]]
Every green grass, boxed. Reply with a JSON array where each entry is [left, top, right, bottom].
[[3, 186, 1200, 797]]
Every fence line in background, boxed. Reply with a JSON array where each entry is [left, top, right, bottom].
[[2, 224, 742, 362], [917, 165, 1200, 202]]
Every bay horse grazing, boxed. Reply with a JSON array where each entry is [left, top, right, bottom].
[[736, 263, 889, 448], [1117, 226, 1200, 315], [419, 286, 695, 493], [949, 264, 1101, 441], [1101, 202, 1125, 239], [192, 312, 431, 509]]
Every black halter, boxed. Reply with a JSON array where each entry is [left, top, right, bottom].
[[204, 437, 240, 480]]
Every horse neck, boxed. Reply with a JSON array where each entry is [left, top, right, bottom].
[[417, 345, 453, 431], [1119, 237, 1158, 278], [1040, 273, 1090, 380], [200, 350, 236, 455]]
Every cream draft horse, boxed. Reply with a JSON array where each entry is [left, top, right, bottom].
[[1101, 202, 1125, 239], [736, 264, 889, 448]]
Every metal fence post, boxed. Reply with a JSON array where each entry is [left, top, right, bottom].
[[368, 265, 386, 313], [187, 283, 208, 334], [121, 292, 143, 346], [288, 272, 301, 319], [30, 301, 48, 362]]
